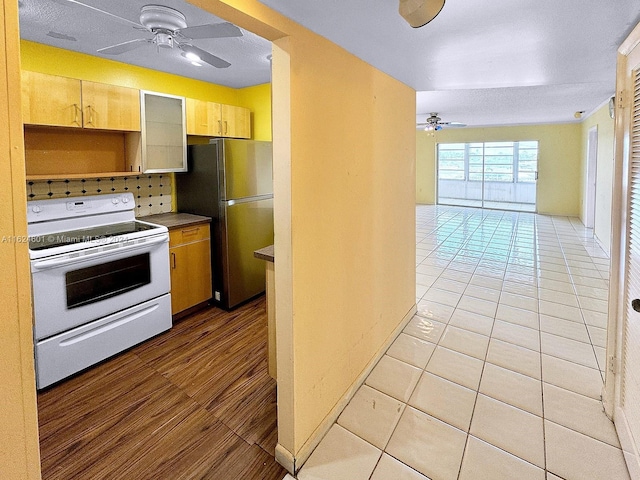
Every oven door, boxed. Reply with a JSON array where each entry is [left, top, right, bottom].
[[31, 235, 170, 340]]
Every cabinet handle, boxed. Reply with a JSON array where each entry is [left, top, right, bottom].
[[85, 105, 94, 126], [182, 227, 200, 236], [171, 252, 176, 269], [72, 104, 81, 126], [218, 120, 222, 135], [224, 120, 228, 135]]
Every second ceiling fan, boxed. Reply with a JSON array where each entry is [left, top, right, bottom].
[[417, 112, 466, 131]]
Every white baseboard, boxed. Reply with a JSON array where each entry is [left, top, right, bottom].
[[278, 303, 417, 475], [594, 233, 611, 257], [615, 406, 640, 480], [275, 443, 295, 475]]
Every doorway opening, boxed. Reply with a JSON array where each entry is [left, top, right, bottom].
[[585, 126, 598, 229], [437, 141, 538, 212]]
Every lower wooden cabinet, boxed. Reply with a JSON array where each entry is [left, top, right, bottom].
[[169, 222, 212, 315]]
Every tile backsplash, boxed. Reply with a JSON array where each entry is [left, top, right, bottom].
[[26, 174, 173, 217]]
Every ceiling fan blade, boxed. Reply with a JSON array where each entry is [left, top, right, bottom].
[[50, 0, 143, 29], [98, 38, 151, 55], [182, 45, 231, 68], [46, 30, 77, 42], [448, 122, 467, 127], [178, 22, 243, 40]]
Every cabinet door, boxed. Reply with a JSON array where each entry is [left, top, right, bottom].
[[221, 104, 251, 138], [81, 81, 141, 131], [141, 91, 187, 172], [169, 238, 212, 315], [22, 71, 82, 128], [186, 98, 222, 135]]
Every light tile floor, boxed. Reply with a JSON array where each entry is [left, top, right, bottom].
[[292, 205, 630, 480]]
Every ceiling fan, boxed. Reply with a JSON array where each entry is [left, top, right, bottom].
[[417, 112, 466, 131], [51, 1, 243, 68]]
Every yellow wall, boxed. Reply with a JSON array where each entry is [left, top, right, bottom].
[[188, 0, 417, 466], [416, 132, 436, 203], [237, 83, 272, 141], [288, 32, 415, 454], [0, 1, 41, 479], [580, 103, 615, 252], [416, 123, 583, 215], [20, 40, 239, 103], [20, 40, 272, 139]]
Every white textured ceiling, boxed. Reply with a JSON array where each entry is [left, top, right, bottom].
[[18, 0, 272, 88], [18, 1, 640, 126], [257, 0, 640, 127]]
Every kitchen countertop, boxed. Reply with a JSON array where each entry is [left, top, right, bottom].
[[142, 212, 212, 230], [254, 245, 274, 262]]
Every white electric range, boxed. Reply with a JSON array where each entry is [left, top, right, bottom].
[[27, 193, 172, 388]]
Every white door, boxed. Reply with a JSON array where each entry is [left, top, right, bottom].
[[612, 22, 640, 480]]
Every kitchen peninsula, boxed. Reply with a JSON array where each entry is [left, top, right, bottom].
[[255, 245, 276, 379]]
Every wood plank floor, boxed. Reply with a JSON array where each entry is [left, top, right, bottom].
[[37, 296, 286, 480]]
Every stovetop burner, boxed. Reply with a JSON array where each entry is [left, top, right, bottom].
[[29, 221, 161, 251]]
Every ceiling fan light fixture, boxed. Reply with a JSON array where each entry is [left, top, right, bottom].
[[154, 32, 173, 49], [184, 51, 201, 62], [399, 0, 446, 28]]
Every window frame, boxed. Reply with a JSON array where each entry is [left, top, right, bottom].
[[437, 141, 538, 184]]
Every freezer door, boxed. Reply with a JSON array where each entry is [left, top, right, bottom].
[[177, 144, 220, 220], [221, 139, 273, 200], [220, 197, 274, 308]]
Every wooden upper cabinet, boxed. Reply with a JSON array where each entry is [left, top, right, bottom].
[[21, 71, 141, 131], [186, 98, 251, 138], [22, 70, 82, 128], [81, 81, 141, 131], [186, 98, 221, 136], [221, 104, 251, 139]]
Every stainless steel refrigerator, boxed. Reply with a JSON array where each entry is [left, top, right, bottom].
[[176, 139, 273, 309]]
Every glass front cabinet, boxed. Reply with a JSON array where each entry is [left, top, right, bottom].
[[140, 90, 187, 173]]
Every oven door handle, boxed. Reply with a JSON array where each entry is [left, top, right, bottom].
[[31, 236, 168, 271]]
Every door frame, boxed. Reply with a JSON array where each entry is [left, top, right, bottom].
[[606, 19, 640, 480], [585, 125, 598, 229]]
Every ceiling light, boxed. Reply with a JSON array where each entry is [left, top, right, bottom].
[[190, 61, 202, 67], [574, 111, 585, 119], [184, 51, 201, 62], [399, 0, 446, 28]]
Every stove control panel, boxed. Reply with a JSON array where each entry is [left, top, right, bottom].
[[27, 193, 136, 225], [66, 199, 93, 212]]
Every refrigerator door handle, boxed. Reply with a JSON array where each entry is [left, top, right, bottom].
[[224, 194, 274, 206]]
